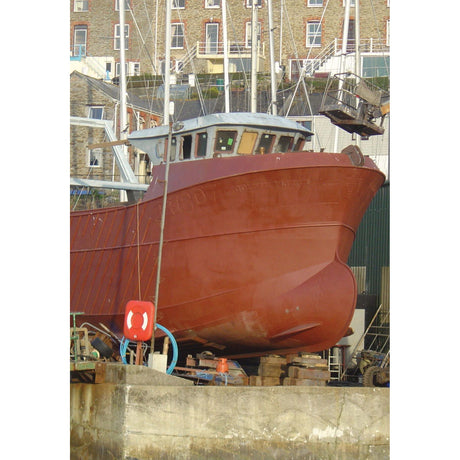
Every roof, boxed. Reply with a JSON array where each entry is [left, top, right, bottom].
[[129, 112, 313, 142], [70, 71, 161, 116]]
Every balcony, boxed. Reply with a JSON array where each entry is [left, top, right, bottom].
[[195, 41, 266, 60]]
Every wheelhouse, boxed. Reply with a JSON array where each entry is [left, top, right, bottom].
[[129, 112, 314, 166]]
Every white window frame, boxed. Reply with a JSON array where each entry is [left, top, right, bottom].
[[115, 62, 129, 77], [205, 0, 221, 8], [306, 21, 322, 48], [88, 106, 104, 119], [171, 23, 185, 49], [246, 0, 262, 8], [74, 0, 88, 12], [88, 148, 103, 168], [172, 0, 185, 9], [73, 25, 87, 56], [245, 21, 261, 48], [386, 19, 390, 46], [114, 24, 129, 50], [342, 0, 356, 6], [205, 23, 220, 54], [307, 0, 323, 6]]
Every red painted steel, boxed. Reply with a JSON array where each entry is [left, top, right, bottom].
[[70, 151, 384, 354]]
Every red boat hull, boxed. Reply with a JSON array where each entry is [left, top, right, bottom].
[[70, 152, 385, 355]]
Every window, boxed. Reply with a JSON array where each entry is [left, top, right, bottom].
[[88, 106, 104, 119], [172, 0, 185, 9], [306, 21, 321, 47], [237, 132, 258, 155], [214, 131, 237, 153], [88, 148, 103, 167], [196, 133, 208, 157], [246, 0, 262, 7], [275, 136, 293, 153], [206, 0, 221, 7], [114, 24, 129, 50], [205, 0, 221, 8], [245, 21, 261, 48], [115, 0, 131, 10], [74, 0, 88, 12], [307, 0, 323, 6], [171, 23, 184, 49], [205, 23, 219, 54], [73, 25, 87, 56], [115, 62, 128, 76], [256, 134, 275, 154], [181, 135, 192, 159], [342, 0, 355, 6]]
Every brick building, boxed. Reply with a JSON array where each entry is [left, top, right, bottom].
[[70, 70, 161, 187], [70, 0, 390, 80]]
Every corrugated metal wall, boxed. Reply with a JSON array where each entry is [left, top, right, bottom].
[[348, 183, 390, 312]]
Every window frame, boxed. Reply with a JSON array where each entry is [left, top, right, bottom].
[[307, 0, 323, 6], [245, 21, 262, 48], [246, 0, 262, 8], [114, 24, 129, 50], [172, 0, 185, 9], [74, 0, 89, 12], [306, 20, 322, 48], [115, 0, 131, 11], [88, 106, 104, 119], [88, 148, 103, 168], [214, 130, 238, 154], [171, 23, 185, 49], [205, 0, 221, 8], [73, 25, 87, 56]]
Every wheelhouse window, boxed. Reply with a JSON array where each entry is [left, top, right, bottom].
[[306, 21, 322, 47], [74, 0, 88, 12], [214, 131, 237, 154], [115, 24, 129, 50], [256, 134, 275, 154], [181, 135, 192, 159], [171, 23, 185, 49], [237, 132, 258, 155], [196, 133, 208, 157], [275, 136, 294, 153]]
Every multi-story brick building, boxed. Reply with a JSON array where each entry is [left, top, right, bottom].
[[70, 0, 389, 80]]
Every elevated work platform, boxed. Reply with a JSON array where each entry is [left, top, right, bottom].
[[319, 73, 389, 138]]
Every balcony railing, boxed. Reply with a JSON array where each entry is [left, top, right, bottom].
[[70, 44, 87, 61], [195, 41, 265, 59]]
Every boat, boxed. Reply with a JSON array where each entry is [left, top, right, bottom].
[[70, 0, 387, 359], [70, 111, 385, 357]]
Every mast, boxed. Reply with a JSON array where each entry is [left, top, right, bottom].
[[222, 0, 230, 113], [267, 0, 277, 115], [119, 0, 129, 202], [333, 0, 351, 153], [354, 0, 361, 147], [250, 1, 258, 113], [163, 0, 172, 125]]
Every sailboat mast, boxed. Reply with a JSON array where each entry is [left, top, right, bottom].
[[267, 0, 277, 115], [333, 0, 351, 152], [163, 0, 172, 125], [119, 1, 127, 140], [250, 1, 258, 113], [222, 0, 230, 113]]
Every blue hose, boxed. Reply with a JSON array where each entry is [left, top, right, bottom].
[[119, 323, 178, 375]]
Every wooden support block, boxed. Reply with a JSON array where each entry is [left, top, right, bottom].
[[288, 366, 330, 380], [249, 376, 281, 386], [258, 363, 286, 377], [282, 377, 326, 387], [260, 356, 287, 365], [289, 357, 328, 368]]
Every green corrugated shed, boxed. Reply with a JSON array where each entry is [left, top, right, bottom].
[[348, 183, 389, 298]]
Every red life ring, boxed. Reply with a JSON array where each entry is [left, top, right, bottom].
[[123, 300, 155, 341]]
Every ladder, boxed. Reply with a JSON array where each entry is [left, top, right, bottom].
[[340, 303, 390, 382]]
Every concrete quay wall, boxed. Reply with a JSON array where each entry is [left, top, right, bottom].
[[70, 366, 389, 460]]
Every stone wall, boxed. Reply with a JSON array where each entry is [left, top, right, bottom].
[[70, 365, 389, 460]]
